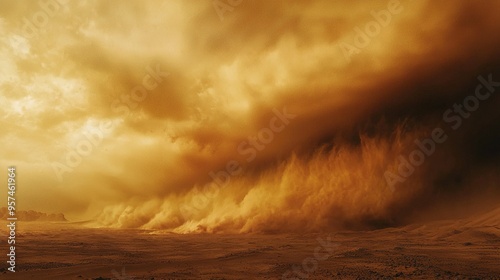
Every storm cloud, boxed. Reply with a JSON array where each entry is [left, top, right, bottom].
[[1, 0, 499, 232]]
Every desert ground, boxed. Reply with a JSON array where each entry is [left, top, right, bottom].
[[0, 208, 499, 280]]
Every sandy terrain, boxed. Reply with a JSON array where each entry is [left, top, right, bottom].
[[1, 208, 499, 280]]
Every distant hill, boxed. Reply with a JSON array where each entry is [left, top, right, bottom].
[[0, 207, 67, 221]]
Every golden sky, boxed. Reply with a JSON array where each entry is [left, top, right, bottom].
[[1, 0, 500, 232]]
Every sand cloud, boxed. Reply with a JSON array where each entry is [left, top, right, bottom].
[[1, 0, 499, 232]]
